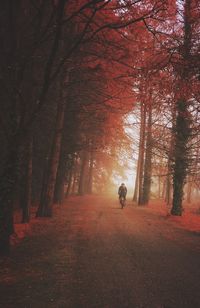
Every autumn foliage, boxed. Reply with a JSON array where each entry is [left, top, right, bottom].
[[0, 0, 199, 254]]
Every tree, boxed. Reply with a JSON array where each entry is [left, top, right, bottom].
[[171, 0, 199, 215]]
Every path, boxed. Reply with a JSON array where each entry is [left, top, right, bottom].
[[0, 195, 200, 308]]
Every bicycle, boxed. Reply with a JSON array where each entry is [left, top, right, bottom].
[[119, 195, 126, 209]]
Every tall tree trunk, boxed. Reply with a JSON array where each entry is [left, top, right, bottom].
[[186, 177, 192, 204], [71, 175, 77, 195], [0, 138, 19, 254], [171, 0, 192, 216], [141, 100, 152, 204], [171, 100, 190, 215], [138, 102, 147, 205], [133, 160, 140, 202], [54, 156, 66, 204], [78, 150, 88, 196], [166, 99, 176, 205], [65, 166, 73, 197], [87, 148, 94, 194], [64, 154, 75, 198], [37, 85, 66, 217], [165, 170, 171, 205], [21, 136, 33, 223], [158, 175, 161, 199], [162, 178, 166, 199], [53, 142, 68, 204], [166, 148, 173, 205], [71, 156, 78, 195]]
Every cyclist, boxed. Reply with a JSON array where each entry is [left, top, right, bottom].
[[118, 183, 127, 201]]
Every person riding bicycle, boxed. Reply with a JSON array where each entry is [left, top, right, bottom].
[[118, 183, 127, 200]]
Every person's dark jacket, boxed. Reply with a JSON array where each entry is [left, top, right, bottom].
[[118, 185, 127, 197]]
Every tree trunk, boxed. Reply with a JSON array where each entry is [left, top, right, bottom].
[[87, 148, 94, 194], [78, 150, 88, 196], [65, 167, 73, 197], [54, 159, 66, 204], [162, 178, 166, 199], [171, 100, 190, 215], [133, 160, 140, 202], [64, 155, 75, 198], [141, 100, 152, 204], [166, 99, 176, 205], [21, 136, 33, 223], [166, 149, 173, 205], [171, 0, 192, 216], [0, 138, 19, 255], [158, 176, 161, 199], [165, 171, 171, 205], [138, 102, 147, 205], [186, 177, 192, 204], [71, 157, 78, 195], [53, 145, 68, 204], [37, 89, 65, 217]]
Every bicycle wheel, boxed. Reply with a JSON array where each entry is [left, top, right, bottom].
[[120, 197, 125, 209]]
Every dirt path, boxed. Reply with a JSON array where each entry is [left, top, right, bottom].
[[0, 196, 200, 308]]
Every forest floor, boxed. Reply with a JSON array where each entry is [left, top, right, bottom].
[[0, 195, 200, 308]]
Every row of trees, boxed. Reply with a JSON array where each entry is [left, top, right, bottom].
[[0, 0, 199, 255], [0, 0, 167, 254], [132, 0, 200, 215]]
